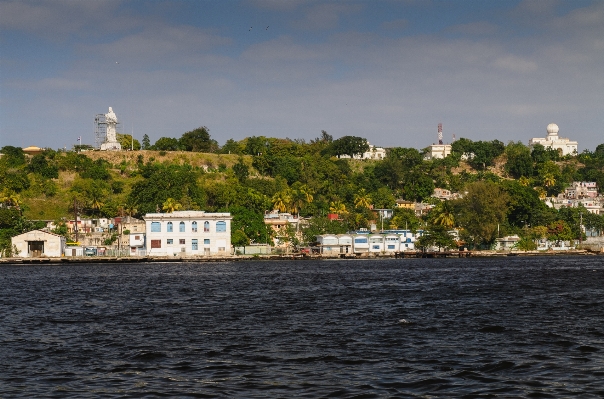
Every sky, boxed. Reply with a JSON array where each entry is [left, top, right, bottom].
[[1, 0, 603, 152]]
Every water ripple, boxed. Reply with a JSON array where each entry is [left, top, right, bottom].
[[1, 257, 603, 397]]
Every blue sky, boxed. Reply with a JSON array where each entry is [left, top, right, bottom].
[[1, 0, 603, 151]]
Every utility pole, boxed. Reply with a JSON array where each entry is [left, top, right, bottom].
[[579, 212, 583, 247], [73, 198, 78, 243]]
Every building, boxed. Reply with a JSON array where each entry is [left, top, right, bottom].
[[11, 230, 66, 258], [564, 182, 598, 200], [264, 210, 302, 247], [337, 143, 386, 160], [395, 199, 414, 209], [144, 211, 232, 256], [315, 230, 421, 255], [424, 143, 452, 160], [424, 123, 453, 160], [529, 123, 578, 156]]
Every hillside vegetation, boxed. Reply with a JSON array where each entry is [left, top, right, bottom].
[[2, 131, 604, 255]]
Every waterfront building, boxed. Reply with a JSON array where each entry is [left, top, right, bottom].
[[315, 230, 421, 255], [11, 230, 66, 258], [143, 211, 232, 256], [529, 123, 578, 156]]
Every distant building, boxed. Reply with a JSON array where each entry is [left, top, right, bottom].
[[144, 211, 232, 256], [395, 199, 414, 209], [529, 123, 578, 156], [337, 143, 386, 160], [564, 182, 598, 199], [424, 143, 452, 160], [11, 230, 66, 258]]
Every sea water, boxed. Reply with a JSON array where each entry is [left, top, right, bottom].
[[1, 257, 603, 397]]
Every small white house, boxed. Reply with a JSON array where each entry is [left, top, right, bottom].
[[11, 230, 66, 258]]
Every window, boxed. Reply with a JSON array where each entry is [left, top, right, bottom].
[[179, 239, 185, 245], [192, 221, 198, 233], [216, 221, 226, 232], [151, 222, 161, 232], [354, 237, 368, 244], [151, 239, 161, 248], [387, 245, 396, 250], [167, 239, 173, 245], [167, 222, 173, 232], [204, 239, 210, 245], [372, 245, 380, 250], [204, 221, 210, 232], [179, 222, 185, 232], [192, 239, 198, 250]]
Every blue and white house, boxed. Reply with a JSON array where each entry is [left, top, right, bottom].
[[315, 230, 422, 255], [143, 211, 232, 256]]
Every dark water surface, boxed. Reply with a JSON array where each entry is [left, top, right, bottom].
[[1, 257, 603, 398]]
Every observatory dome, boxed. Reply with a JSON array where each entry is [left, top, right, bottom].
[[546, 123, 559, 135]]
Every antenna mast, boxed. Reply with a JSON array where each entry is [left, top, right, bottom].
[[438, 123, 443, 145]]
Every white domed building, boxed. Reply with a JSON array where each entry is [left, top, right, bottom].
[[528, 123, 578, 156]]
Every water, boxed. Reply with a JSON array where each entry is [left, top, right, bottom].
[[1, 257, 603, 398]]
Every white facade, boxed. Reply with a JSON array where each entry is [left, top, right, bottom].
[[315, 230, 421, 254], [529, 123, 578, 156], [424, 144, 452, 160], [11, 230, 66, 258], [144, 211, 232, 256]]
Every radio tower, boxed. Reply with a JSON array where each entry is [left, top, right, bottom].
[[438, 123, 443, 145]]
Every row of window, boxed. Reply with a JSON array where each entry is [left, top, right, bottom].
[[150, 221, 227, 233], [150, 238, 211, 249]]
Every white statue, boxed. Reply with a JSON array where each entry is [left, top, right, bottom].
[[100, 106, 122, 150]]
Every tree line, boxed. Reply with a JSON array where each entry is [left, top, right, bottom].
[[1, 129, 604, 254]]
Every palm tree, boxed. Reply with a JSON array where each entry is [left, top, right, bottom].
[[291, 184, 314, 216], [519, 176, 531, 187], [0, 190, 21, 209], [87, 187, 104, 217], [162, 197, 182, 213], [329, 201, 347, 215], [543, 173, 556, 189], [271, 190, 292, 213], [433, 201, 455, 229], [354, 189, 372, 210], [123, 200, 138, 217]]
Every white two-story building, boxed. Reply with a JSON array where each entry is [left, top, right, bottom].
[[143, 211, 232, 256]]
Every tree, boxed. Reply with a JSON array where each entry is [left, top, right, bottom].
[[142, 134, 151, 150], [354, 189, 372, 210], [27, 154, 59, 179], [152, 137, 180, 151], [453, 181, 509, 247], [329, 201, 348, 215], [232, 157, 249, 183], [162, 197, 183, 213], [272, 190, 292, 213], [402, 172, 434, 202], [179, 126, 218, 152], [505, 141, 533, 178], [416, 225, 457, 251], [327, 136, 369, 158], [431, 200, 455, 229], [221, 139, 244, 155], [116, 133, 141, 150], [230, 205, 270, 244]]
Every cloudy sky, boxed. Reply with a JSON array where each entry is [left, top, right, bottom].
[[1, 0, 603, 151]]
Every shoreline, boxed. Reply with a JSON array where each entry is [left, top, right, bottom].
[[0, 249, 600, 265]]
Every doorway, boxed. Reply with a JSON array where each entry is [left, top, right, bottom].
[[28, 241, 44, 257]]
